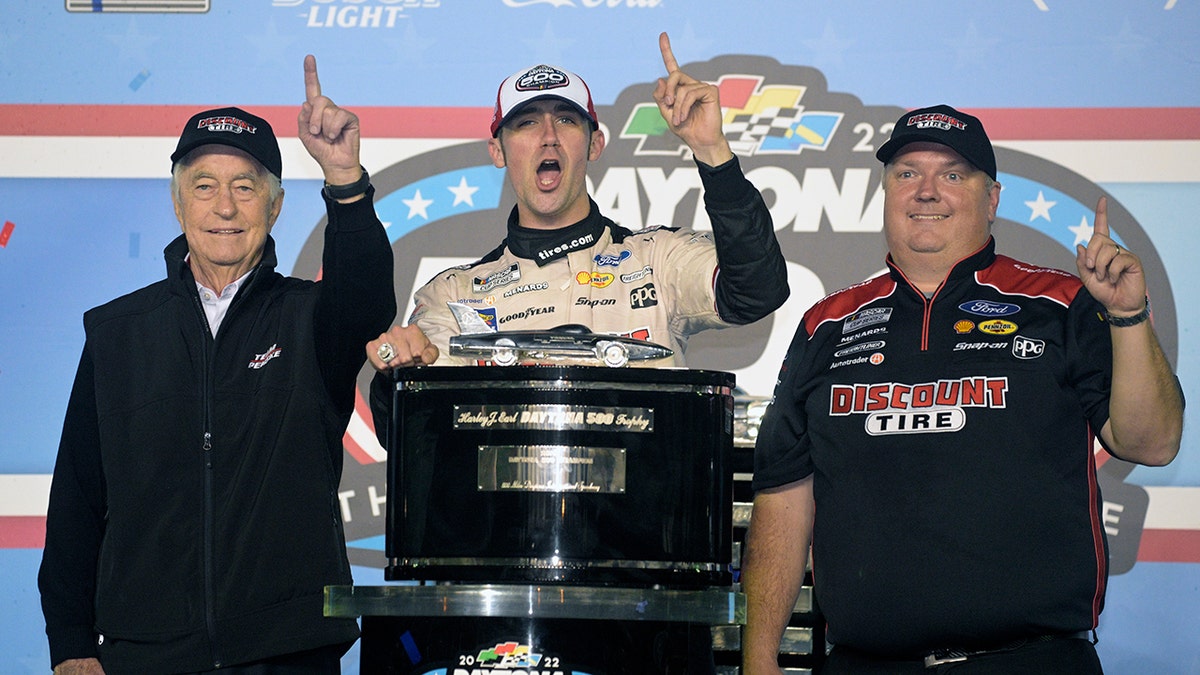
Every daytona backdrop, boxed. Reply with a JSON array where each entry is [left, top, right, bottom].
[[1, 1, 1198, 673]]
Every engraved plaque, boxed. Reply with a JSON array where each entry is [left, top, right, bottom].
[[478, 445, 626, 493]]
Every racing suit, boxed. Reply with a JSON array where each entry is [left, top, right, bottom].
[[753, 238, 1119, 657], [409, 156, 787, 366]]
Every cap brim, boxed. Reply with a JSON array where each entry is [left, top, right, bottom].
[[875, 134, 993, 179], [493, 94, 595, 137]]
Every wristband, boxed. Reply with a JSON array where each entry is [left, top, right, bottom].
[[322, 166, 370, 200], [1105, 296, 1150, 327]]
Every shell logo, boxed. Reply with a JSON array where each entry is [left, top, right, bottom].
[[954, 320, 975, 334]]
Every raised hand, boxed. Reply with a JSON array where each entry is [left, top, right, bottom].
[[652, 32, 733, 166], [1075, 196, 1147, 316], [298, 54, 362, 186]]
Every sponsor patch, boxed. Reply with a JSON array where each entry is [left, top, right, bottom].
[[953, 341, 1008, 351], [959, 300, 1021, 317], [834, 340, 886, 357], [473, 263, 521, 293], [594, 250, 631, 267], [248, 344, 281, 369], [576, 271, 614, 288], [498, 306, 554, 323], [629, 283, 657, 309], [954, 320, 976, 335], [978, 319, 1018, 335], [502, 281, 549, 298], [842, 307, 892, 333], [839, 326, 887, 345], [576, 297, 616, 308], [620, 265, 653, 283], [1012, 335, 1046, 359]]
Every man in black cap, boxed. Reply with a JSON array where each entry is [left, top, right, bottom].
[[38, 55, 432, 675], [740, 104, 1183, 673]]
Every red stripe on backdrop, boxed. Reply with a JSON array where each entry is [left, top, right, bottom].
[[1137, 529, 1200, 563], [0, 517, 45, 549], [0, 104, 495, 139], [1, 104, 1199, 140]]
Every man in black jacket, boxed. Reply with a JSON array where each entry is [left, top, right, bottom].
[[39, 55, 432, 675]]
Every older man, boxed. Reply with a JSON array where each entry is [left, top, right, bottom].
[[741, 105, 1183, 673], [37, 56, 415, 674]]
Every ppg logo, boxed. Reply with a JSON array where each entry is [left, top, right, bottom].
[[630, 283, 658, 309], [1012, 335, 1045, 360]]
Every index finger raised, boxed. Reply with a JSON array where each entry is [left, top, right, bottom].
[[304, 54, 322, 103], [1092, 195, 1110, 240], [658, 32, 680, 74]]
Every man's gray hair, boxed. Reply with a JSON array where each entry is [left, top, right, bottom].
[[170, 147, 283, 203]]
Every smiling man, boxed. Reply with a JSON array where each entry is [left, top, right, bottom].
[[365, 33, 788, 370], [38, 56, 408, 674], [741, 105, 1183, 674]]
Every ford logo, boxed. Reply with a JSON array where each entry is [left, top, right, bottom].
[[958, 300, 1021, 317]]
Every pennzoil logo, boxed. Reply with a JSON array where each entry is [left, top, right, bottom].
[[978, 319, 1018, 335]]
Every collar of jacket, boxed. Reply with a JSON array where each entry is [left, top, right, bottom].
[[886, 235, 997, 290], [504, 200, 609, 267], [163, 233, 278, 297]]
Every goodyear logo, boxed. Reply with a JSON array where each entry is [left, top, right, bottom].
[[978, 319, 1018, 335]]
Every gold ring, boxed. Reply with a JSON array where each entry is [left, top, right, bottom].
[[376, 343, 395, 363]]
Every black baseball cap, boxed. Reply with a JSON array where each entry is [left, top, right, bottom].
[[875, 104, 996, 180], [170, 106, 282, 179]]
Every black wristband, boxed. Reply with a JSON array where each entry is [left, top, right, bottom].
[[1105, 296, 1150, 327], [322, 166, 370, 200]]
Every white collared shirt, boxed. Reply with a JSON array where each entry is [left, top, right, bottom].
[[196, 271, 251, 337]]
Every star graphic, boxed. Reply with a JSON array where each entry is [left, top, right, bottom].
[[1102, 19, 1150, 63], [392, 20, 436, 64], [403, 190, 434, 220], [522, 20, 574, 64], [1024, 191, 1057, 222], [245, 19, 296, 70], [106, 17, 159, 63], [944, 21, 1002, 70], [1068, 215, 1094, 247], [448, 176, 480, 207], [802, 20, 854, 68]]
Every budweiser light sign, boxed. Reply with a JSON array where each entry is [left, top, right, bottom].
[[292, 57, 1176, 573]]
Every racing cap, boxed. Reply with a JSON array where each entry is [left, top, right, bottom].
[[490, 64, 599, 137], [170, 106, 283, 179], [875, 104, 996, 180]]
